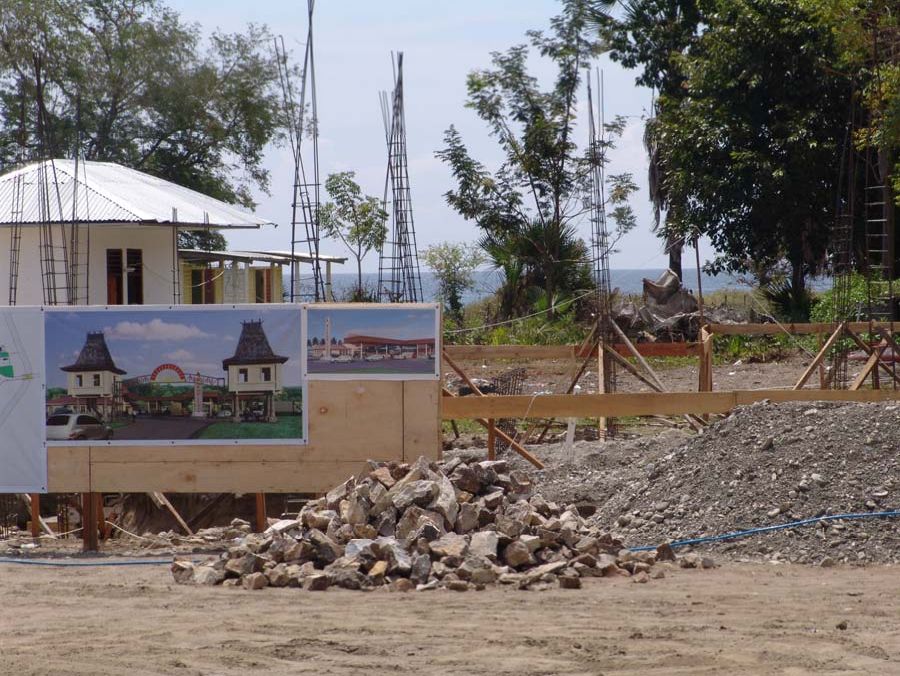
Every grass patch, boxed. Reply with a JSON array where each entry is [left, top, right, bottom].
[[195, 416, 302, 440]]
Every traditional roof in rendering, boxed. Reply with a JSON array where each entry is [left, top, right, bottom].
[[222, 320, 289, 368], [61, 332, 126, 375], [0, 160, 272, 229]]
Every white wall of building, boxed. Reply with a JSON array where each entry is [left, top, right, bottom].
[[0, 224, 179, 306], [226, 363, 282, 393]]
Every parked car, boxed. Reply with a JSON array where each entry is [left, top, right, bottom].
[[331, 354, 353, 363], [216, 408, 233, 418], [364, 354, 385, 361], [46, 413, 113, 441]]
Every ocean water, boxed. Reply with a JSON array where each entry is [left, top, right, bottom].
[[296, 269, 831, 304]]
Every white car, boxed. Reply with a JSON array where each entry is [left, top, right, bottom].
[[331, 354, 353, 363], [364, 354, 385, 361], [46, 413, 113, 441]]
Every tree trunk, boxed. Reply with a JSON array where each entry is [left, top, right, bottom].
[[667, 233, 683, 280], [356, 257, 363, 300]]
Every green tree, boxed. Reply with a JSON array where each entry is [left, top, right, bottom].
[[319, 171, 388, 301], [600, 0, 704, 279], [437, 0, 636, 318], [0, 0, 290, 248], [652, 0, 849, 311], [422, 242, 485, 323]]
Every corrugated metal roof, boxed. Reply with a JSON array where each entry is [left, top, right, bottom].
[[0, 159, 273, 229], [179, 249, 347, 265]]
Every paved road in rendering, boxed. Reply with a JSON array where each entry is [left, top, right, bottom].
[[112, 416, 213, 441]]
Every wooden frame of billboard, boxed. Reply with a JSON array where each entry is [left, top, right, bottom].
[[47, 379, 442, 495]]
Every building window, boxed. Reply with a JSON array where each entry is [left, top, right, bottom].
[[126, 249, 143, 305], [261, 367, 271, 382], [238, 368, 248, 383], [106, 250, 123, 305], [93, 374, 101, 387], [107, 249, 144, 305], [75, 375, 83, 387]]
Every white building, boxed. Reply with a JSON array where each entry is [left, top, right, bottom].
[[0, 159, 271, 306]]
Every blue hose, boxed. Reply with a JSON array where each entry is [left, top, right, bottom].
[[0, 557, 179, 567], [629, 510, 900, 552]]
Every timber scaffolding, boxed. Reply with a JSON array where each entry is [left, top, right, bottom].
[[440, 319, 900, 469]]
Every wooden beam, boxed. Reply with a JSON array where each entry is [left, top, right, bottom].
[[18, 493, 55, 538], [849, 347, 883, 391], [709, 321, 897, 336], [82, 492, 99, 552], [487, 419, 496, 461], [440, 387, 543, 469], [151, 492, 194, 535], [254, 493, 267, 533], [29, 493, 40, 538], [441, 388, 900, 420], [793, 323, 845, 390], [442, 342, 700, 360], [844, 329, 900, 387]]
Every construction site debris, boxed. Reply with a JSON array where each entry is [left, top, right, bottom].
[[504, 401, 900, 565], [172, 456, 686, 591]]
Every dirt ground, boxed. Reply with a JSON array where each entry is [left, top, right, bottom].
[[1, 560, 898, 675], [453, 352, 810, 396]]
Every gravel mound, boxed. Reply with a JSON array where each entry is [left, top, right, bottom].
[[501, 402, 900, 565]]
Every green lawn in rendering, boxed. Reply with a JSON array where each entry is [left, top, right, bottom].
[[194, 415, 303, 440]]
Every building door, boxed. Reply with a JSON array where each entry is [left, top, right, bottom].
[[254, 268, 272, 303]]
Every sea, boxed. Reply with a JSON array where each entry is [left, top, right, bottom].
[[297, 269, 832, 305]]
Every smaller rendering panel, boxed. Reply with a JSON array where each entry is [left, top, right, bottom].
[[304, 304, 440, 380]]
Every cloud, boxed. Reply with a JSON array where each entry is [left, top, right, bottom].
[[104, 319, 211, 341], [164, 349, 194, 361]]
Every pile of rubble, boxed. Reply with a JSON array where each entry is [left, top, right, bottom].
[[172, 456, 699, 591], [517, 402, 900, 566]]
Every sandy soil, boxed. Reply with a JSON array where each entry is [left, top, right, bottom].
[[2, 560, 898, 675]]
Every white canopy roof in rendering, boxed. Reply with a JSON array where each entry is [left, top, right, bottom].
[[0, 159, 273, 229]]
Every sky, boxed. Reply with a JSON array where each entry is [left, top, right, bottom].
[[166, 0, 717, 271], [307, 307, 437, 343], [44, 308, 302, 389]]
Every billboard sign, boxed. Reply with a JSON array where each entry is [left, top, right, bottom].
[[304, 304, 441, 380], [44, 305, 305, 446]]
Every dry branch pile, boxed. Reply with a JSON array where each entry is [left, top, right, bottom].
[[172, 457, 701, 591]]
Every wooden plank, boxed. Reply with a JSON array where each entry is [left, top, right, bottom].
[[307, 380, 404, 452], [47, 446, 90, 492], [709, 321, 897, 336], [402, 380, 442, 462], [849, 345, 884, 391], [153, 492, 194, 535], [443, 342, 699, 361], [793, 323, 845, 390], [441, 388, 900, 420], [87, 460, 374, 493]]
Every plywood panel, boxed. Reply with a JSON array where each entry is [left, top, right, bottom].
[[403, 380, 441, 462], [89, 460, 371, 493], [308, 380, 404, 456], [48, 376, 444, 493], [47, 446, 90, 492]]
